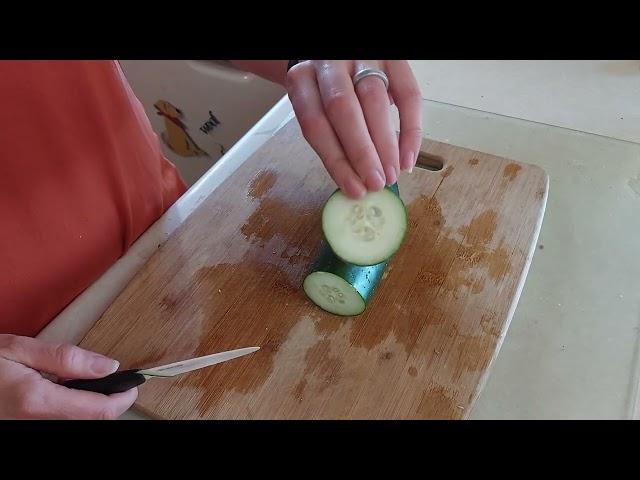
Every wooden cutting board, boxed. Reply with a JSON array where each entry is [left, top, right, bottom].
[[80, 118, 548, 419]]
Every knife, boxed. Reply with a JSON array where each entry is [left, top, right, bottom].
[[61, 346, 260, 395]]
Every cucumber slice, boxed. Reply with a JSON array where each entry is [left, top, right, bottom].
[[303, 242, 387, 316], [303, 272, 366, 316], [322, 185, 407, 266]]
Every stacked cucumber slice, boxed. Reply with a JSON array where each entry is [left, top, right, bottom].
[[303, 183, 407, 316]]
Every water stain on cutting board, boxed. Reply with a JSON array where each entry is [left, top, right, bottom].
[[417, 384, 458, 419], [314, 315, 346, 336], [292, 338, 344, 399], [503, 163, 522, 181], [340, 193, 511, 415], [451, 333, 494, 378], [241, 171, 320, 250], [248, 169, 277, 199], [394, 195, 509, 300]]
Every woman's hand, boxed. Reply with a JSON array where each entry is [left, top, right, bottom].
[[230, 60, 423, 199], [286, 60, 422, 198], [0, 334, 137, 419]]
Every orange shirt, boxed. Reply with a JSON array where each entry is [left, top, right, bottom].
[[0, 61, 186, 337]]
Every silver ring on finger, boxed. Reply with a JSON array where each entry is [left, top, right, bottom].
[[352, 67, 389, 91]]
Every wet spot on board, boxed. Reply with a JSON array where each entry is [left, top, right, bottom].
[[293, 379, 307, 401], [350, 196, 510, 354], [130, 342, 173, 370], [458, 210, 498, 246], [408, 366, 418, 377], [280, 243, 314, 266], [314, 316, 344, 336], [416, 384, 459, 419], [240, 171, 324, 251], [479, 310, 501, 338], [455, 210, 512, 286], [300, 338, 343, 393], [248, 169, 277, 199], [241, 197, 316, 247], [503, 163, 522, 181], [159, 294, 179, 312], [241, 169, 323, 249], [486, 242, 511, 282], [451, 334, 494, 378], [416, 269, 446, 288]]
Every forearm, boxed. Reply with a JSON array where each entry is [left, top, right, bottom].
[[228, 60, 289, 87]]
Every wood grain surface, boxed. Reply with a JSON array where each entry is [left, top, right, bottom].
[[80, 118, 548, 419]]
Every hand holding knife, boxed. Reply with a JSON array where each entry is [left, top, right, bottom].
[[62, 346, 260, 395]]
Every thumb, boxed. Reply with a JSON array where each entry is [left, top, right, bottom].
[[0, 334, 119, 379]]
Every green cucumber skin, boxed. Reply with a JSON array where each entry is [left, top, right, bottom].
[[307, 242, 387, 306]]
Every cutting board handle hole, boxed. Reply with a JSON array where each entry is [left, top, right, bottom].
[[416, 153, 444, 171]]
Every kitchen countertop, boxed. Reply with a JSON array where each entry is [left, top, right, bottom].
[[408, 60, 640, 144], [37, 96, 640, 420]]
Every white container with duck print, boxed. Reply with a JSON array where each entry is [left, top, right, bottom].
[[120, 60, 285, 187]]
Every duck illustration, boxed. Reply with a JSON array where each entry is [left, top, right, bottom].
[[154, 100, 208, 157]]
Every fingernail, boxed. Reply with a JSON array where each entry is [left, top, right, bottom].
[[367, 170, 386, 191], [402, 151, 415, 172], [385, 166, 398, 186], [91, 356, 119, 376]]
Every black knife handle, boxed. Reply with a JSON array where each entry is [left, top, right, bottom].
[[62, 369, 146, 395]]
